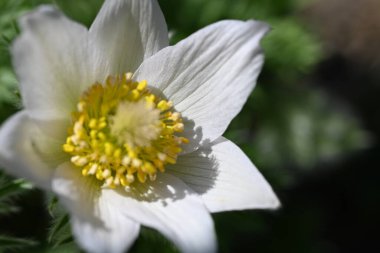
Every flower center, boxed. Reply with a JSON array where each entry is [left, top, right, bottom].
[[62, 73, 188, 189]]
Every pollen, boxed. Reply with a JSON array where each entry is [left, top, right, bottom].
[[63, 73, 188, 190]]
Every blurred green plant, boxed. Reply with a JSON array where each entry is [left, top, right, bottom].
[[227, 87, 370, 186], [0, 235, 38, 251], [262, 18, 322, 84], [0, 68, 18, 106], [0, 171, 38, 251], [42, 196, 80, 253], [0, 173, 33, 215]]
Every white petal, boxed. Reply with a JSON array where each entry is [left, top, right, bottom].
[[90, 0, 169, 74], [103, 173, 217, 253], [135, 20, 268, 152], [12, 5, 106, 121], [170, 137, 280, 212], [0, 111, 55, 190], [52, 162, 140, 253]]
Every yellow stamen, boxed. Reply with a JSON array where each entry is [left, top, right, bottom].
[[62, 73, 187, 190]]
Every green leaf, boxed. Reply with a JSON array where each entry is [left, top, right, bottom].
[[0, 68, 19, 106], [47, 196, 59, 217], [131, 227, 179, 253], [0, 202, 19, 215], [262, 18, 323, 84], [0, 178, 33, 200], [46, 202, 74, 249], [0, 235, 38, 248], [43, 241, 81, 253], [48, 214, 69, 244], [52, 235, 74, 248]]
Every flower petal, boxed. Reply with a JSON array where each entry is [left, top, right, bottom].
[[89, 0, 169, 74], [103, 173, 217, 253], [12, 5, 106, 121], [170, 137, 280, 212], [0, 111, 56, 190], [135, 20, 268, 152], [52, 162, 140, 253]]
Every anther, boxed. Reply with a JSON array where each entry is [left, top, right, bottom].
[[63, 74, 187, 191]]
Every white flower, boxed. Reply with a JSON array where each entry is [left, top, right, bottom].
[[0, 0, 280, 252]]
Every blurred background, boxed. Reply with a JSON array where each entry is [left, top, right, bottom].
[[0, 0, 379, 252]]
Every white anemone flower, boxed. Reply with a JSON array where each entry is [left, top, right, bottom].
[[0, 0, 280, 252]]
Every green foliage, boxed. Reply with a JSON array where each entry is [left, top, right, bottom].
[[0, 172, 38, 251], [131, 227, 179, 253], [0, 68, 19, 106], [47, 214, 70, 246], [0, 172, 33, 215], [230, 87, 369, 186], [262, 18, 323, 84], [44, 195, 78, 252], [0, 235, 38, 251], [53, 0, 103, 26]]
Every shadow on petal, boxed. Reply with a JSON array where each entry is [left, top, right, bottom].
[[169, 135, 223, 195], [114, 174, 188, 204]]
